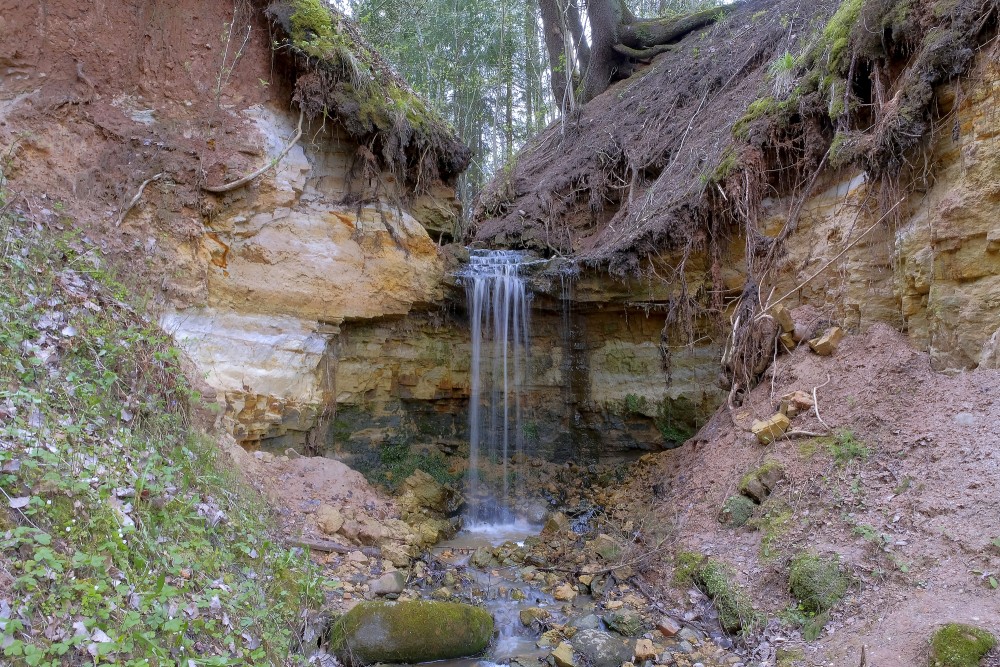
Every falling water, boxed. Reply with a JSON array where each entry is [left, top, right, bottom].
[[462, 250, 531, 525]]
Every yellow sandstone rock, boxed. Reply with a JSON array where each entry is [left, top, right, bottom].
[[771, 304, 795, 333], [634, 638, 657, 661], [779, 390, 815, 418], [751, 413, 791, 444], [808, 327, 845, 356]]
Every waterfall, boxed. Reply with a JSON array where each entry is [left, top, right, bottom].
[[462, 250, 531, 525]]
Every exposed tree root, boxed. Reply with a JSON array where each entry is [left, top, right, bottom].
[[202, 109, 303, 194], [116, 173, 163, 227]]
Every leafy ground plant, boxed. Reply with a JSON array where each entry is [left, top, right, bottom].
[[0, 210, 322, 665]]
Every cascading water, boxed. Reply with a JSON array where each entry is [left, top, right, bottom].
[[461, 250, 531, 525]]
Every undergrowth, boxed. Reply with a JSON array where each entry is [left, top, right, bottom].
[[0, 210, 322, 665]]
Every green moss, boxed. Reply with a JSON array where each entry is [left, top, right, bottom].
[[329, 600, 494, 663], [673, 553, 765, 635], [788, 552, 849, 613], [816, 0, 864, 71], [929, 623, 996, 667], [749, 497, 794, 561], [674, 550, 706, 585], [698, 559, 766, 635], [720, 495, 757, 528], [738, 459, 785, 497]]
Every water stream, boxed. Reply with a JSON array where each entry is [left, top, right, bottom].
[[461, 250, 532, 525]]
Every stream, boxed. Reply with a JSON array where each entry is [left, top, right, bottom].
[[424, 522, 560, 667]]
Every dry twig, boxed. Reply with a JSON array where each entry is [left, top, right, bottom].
[[203, 109, 304, 193]]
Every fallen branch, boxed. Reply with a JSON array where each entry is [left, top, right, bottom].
[[203, 109, 304, 193], [782, 429, 829, 439], [289, 537, 380, 558], [813, 373, 833, 431], [116, 173, 162, 227]]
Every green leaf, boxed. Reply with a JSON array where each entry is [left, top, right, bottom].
[[990, 576, 998, 590]]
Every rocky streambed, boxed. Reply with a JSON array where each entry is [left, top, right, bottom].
[[316, 511, 749, 667]]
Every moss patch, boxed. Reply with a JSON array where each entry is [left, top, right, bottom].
[[673, 552, 764, 635], [788, 552, 849, 613], [929, 623, 996, 667], [720, 495, 757, 528], [329, 600, 494, 664], [698, 559, 766, 635]]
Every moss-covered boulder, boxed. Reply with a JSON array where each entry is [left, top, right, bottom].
[[738, 460, 785, 503], [329, 600, 494, 665], [788, 552, 849, 613], [929, 623, 996, 667], [719, 495, 756, 528]]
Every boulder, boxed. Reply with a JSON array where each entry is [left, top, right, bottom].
[[634, 638, 657, 661], [751, 413, 791, 444], [399, 469, 458, 516], [771, 304, 795, 333], [316, 504, 344, 535], [589, 533, 620, 561], [519, 607, 551, 626], [369, 570, 406, 596], [603, 610, 645, 637], [779, 390, 814, 418], [808, 327, 844, 356], [569, 613, 601, 630], [329, 600, 493, 665], [572, 629, 634, 667], [554, 582, 577, 602]]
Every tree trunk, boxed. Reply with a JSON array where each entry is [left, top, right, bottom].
[[539, 0, 570, 109], [547, 0, 731, 105], [566, 0, 591, 77], [580, 0, 631, 103]]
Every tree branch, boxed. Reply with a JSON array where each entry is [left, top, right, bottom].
[[202, 109, 304, 194], [612, 42, 676, 61]]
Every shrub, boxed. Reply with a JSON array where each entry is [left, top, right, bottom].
[[788, 552, 849, 613]]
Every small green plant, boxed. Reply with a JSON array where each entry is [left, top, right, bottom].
[[828, 429, 871, 464], [698, 559, 766, 635], [928, 623, 996, 667], [769, 51, 796, 96], [788, 552, 849, 613], [673, 552, 765, 635]]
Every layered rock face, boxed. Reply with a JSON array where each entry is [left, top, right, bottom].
[[766, 58, 1000, 373]]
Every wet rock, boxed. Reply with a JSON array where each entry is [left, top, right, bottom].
[[808, 327, 844, 356], [572, 629, 634, 667], [570, 613, 601, 630], [554, 582, 577, 602], [551, 641, 577, 667], [329, 600, 493, 665], [369, 570, 406, 596], [750, 413, 790, 445], [604, 610, 645, 637], [520, 607, 551, 626], [656, 616, 681, 637], [316, 504, 344, 535], [543, 512, 570, 534], [471, 546, 497, 569]]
